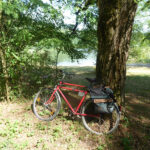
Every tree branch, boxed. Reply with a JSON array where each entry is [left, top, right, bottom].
[[70, 0, 96, 35]]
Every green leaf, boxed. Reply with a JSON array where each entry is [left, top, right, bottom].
[[11, 52, 20, 61]]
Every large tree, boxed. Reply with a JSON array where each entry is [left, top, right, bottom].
[[96, 0, 138, 104], [64, 0, 139, 104]]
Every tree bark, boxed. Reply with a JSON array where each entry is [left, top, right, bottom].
[[55, 49, 61, 78], [96, 0, 137, 104], [0, 48, 10, 102]]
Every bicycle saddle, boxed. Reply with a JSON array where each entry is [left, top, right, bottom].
[[86, 78, 106, 89], [85, 78, 97, 83]]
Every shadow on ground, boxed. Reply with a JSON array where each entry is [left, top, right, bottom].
[[125, 75, 150, 99], [64, 71, 150, 150], [106, 74, 150, 150]]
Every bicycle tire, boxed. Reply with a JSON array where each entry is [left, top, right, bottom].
[[81, 100, 120, 135], [33, 88, 61, 121]]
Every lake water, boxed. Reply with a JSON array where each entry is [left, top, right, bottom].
[[58, 52, 96, 66], [57, 52, 150, 67]]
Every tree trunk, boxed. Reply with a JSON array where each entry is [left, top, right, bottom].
[[0, 48, 10, 102], [0, 0, 10, 101], [96, 0, 137, 104], [55, 49, 61, 78]]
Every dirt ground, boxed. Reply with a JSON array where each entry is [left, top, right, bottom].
[[0, 101, 108, 150], [0, 94, 149, 150]]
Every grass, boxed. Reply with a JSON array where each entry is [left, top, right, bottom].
[[0, 66, 150, 150], [126, 67, 150, 98]]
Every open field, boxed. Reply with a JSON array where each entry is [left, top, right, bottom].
[[0, 67, 150, 150]]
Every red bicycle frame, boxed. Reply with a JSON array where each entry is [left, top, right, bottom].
[[45, 81, 98, 117]]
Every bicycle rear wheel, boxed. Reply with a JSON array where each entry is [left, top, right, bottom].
[[81, 100, 120, 135], [33, 88, 61, 121]]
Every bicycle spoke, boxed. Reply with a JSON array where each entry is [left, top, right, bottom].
[[82, 100, 120, 135], [33, 88, 61, 121]]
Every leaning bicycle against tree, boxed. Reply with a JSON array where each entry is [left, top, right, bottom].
[[32, 71, 121, 135]]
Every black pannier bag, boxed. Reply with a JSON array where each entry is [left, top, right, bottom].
[[89, 87, 115, 113], [94, 102, 115, 114]]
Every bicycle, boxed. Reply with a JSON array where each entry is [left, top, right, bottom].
[[32, 72, 121, 135]]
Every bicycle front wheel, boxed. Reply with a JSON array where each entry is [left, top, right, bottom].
[[33, 88, 61, 121], [81, 100, 120, 135]]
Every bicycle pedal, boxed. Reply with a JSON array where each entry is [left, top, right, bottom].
[[67, 110, 73, 116]]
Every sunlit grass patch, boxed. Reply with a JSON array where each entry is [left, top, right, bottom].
[[127, 67, 150, 76], [126, 67, 150, 98]]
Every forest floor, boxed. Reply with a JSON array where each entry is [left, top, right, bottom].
[[0, 67, 150, 150]]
